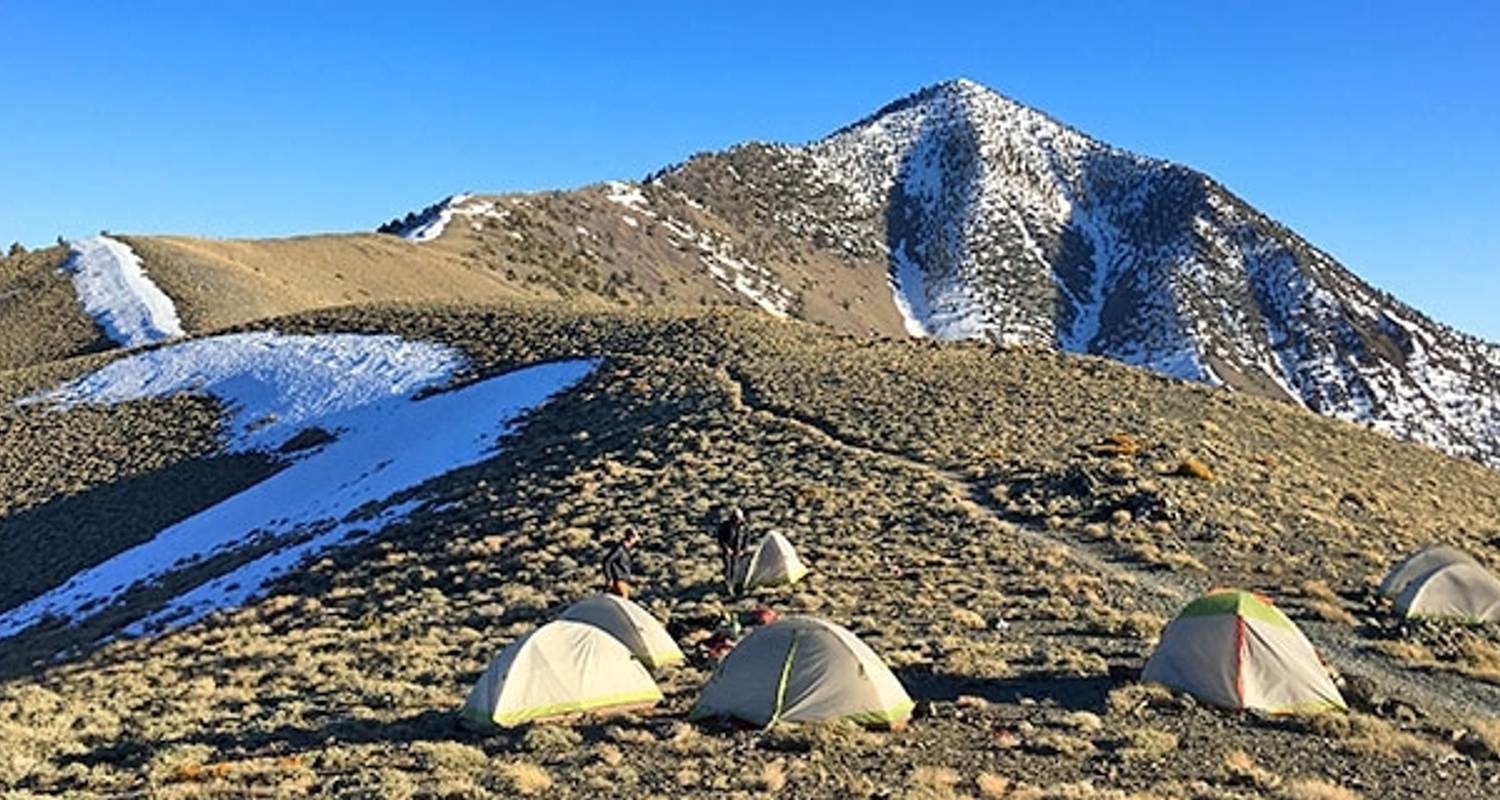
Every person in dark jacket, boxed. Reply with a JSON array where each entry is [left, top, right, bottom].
[[602, 529, 641, 599], [716, 506, 750, 595]]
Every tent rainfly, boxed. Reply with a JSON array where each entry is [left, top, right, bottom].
[[1393, 561, 1500, 622], [1143, 589, 1346, 714], [1379, 545, 1480, 599], [736, 531, 809, 590], [560, 594, 685, 669], [462, 620, 662, 728], [690, 616, 912, 728]]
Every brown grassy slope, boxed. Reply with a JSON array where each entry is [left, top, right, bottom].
[[251, 303, 1500, 594], [2, 307, 1491, 797], [113, 176, 905, 341], [0, 245, 112, 370]]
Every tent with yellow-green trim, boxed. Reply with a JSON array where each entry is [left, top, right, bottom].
[[1143, 589, 1346, 714], [689, 616, 912, 729], [461, 620, 662, 728], [560, 594, 685, 669]]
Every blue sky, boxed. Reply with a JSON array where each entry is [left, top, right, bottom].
[[2, 2, 1496, 338]]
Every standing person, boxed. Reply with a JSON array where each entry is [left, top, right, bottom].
[[716, 505, 750, 595], [602, 529, 641, 599]]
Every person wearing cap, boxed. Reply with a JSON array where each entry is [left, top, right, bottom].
[[601, 529, 641, 599]]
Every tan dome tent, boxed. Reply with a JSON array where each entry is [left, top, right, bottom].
[[690, 616, 912, 728], [1379, 545, 1480, 599], [1393, 561, 1500, 622], [735, 531, 809, 591], [462, 620, 662, 728], [1143, 590, 1345, 714], [560, 594, 685, 669]]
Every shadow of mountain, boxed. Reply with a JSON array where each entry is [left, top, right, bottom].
[[897, 665, 1133, 711], [0, 454, 280, 617]]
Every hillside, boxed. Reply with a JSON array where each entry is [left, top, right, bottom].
[[2, 303, 1500, 797]]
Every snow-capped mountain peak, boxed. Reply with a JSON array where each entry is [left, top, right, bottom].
[[797, 78, 1500, 467]]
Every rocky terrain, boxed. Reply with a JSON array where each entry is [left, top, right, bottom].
[[1, 303, 1498, 798]]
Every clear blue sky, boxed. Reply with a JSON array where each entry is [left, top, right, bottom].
[[3, 2, 1496, 338]]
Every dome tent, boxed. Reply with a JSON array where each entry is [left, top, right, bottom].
[[1393, 561, 1500, 622], [690, 616, 912, 729], [462, 620, 662, 728], [560, 594, 685, 669], [1143, 590, 1345, 714], [1379, 545, 1480, 599], [735, 531, 809, 591]]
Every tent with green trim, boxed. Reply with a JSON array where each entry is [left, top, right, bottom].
[[689, 616, 912, 729], [1393, 561, 1500, 622], [461, 620, 662, 728], [560, 594, 685, 669], [1379, 545, 1481, 599], [735, 531, 809, 591], [1143, 589, 1346, 714]]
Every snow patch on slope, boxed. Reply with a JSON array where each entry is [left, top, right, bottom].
[[392, 194, 516, 241], [61, 236, 184, 347], [888, 243, 929, 337], [4, 334, 596, 639], [27, 332, 466, 452], [604, 181, 650, 210]]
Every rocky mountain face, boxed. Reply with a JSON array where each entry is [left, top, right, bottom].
[[633, 79, 1500, 468]]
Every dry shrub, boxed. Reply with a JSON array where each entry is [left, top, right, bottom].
[[605, 723, 656, 745], [675, 766, 702, 788], [1118, 727, 1178, 759], [1092, 433, 1143, 457], [977, 773, 1013, 797], [949, 607, 989, 629], [1088, 608, 1164, 639], [410, 741, 489, 772], [1282, 778, 1362, 800], [147, 744, 220, 786], [1061, 711, 1103, 733], [1222, 749, 1280, 789], [943, 645, 1013, 680], [909, 765, 963, 798], [1027, 732, 1096, 759], [499, 761, 553, 796], [1105, 683, 1174, 717], [754, 760, 788, 791], [1303, 712, 1447, 759], [523, 723, 582, 752], [666, 721, 721, 756], [1299, 580, 1339, 604], [1308, 600, 1357, 625], [1458, 638, 1500, 683], [1373, 639, 1434, 664], [595, 743, 624, 767], [1466, 719, 1500, 760], [956, 694, 992, 711], [1128, 543, 1206, 572], [1175, 457, 1214, 481]]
